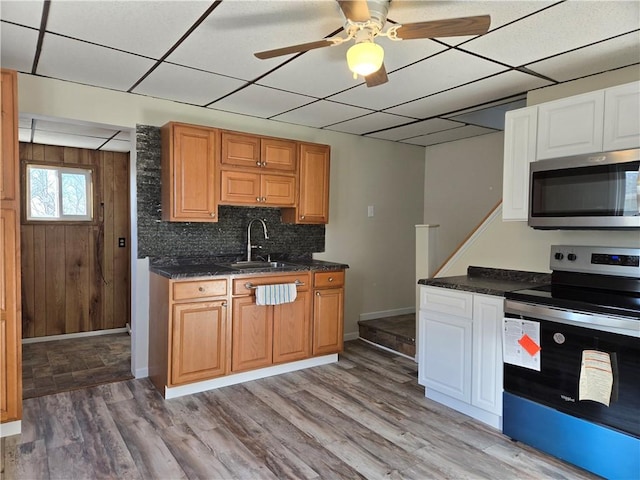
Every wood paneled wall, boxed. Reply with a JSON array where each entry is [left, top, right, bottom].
[[19, 143, 130, 338]]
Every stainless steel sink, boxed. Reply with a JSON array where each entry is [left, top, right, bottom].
[[226, 261, 296, 270]]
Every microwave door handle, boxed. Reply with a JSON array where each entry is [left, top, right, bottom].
[[637, 164, 640, 215]]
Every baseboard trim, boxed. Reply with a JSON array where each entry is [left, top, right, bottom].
[[359, 307, 415, 322], [164, 354, 338, 399], [344, 331, 359, 341], [0, 420, 21, 438], [135, 367, 149, 379], [359, 337, 417, 362], [22, 328, 129, 344]]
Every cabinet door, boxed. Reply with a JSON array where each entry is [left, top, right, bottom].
[[0, 209, 20, 422], [221, 132, 260, 168], [162, 123, 218, 221], [422, 312, 472, 403], [603, 82, 640, 151], [1, 70, 17, 202], [262, 138, 297, 172], [220, 170, 261, 205], [231, 296, 273, 372], [273, 291, 311, 364], [261, 174, 295, 206], [503, 107, 537, 221], [471, 295, 503, 415], [312, 287, 344, 355], [171, 301, 227, 385], [297, 143, 330, 224], [536, 90, 604, 160]]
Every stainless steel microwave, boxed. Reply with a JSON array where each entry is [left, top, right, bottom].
[[528, 148, 640, 229]]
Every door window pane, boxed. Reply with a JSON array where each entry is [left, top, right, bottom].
[[26, 165, 93, 221]]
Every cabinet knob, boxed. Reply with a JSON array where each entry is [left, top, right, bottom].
[[222, 302, 227, 307], [262, 197, 266, 202], [328, 277, 333, 282], [300, 215, 305, 220], [256, 197, 261, 202], [316, 292, 321, 296], [210, 212, 215, 217], [198, 287, 205, 292], [256, 161, 261, 166], [263, 162, 267, 167]]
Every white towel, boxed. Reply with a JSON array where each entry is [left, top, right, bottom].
[[255, 283, 297, 306]]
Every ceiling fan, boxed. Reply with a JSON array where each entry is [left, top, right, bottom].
[[254, 0, 491, 88]]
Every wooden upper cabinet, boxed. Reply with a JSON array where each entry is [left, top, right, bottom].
[[221, 131, 296, 172], [283, 142, 330, 224], [161, 122, 218, 222], [1, 70, 18, 202], [219, 169, 295, 207]]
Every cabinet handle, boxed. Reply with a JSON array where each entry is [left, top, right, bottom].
[[198, 287, 205, 292]]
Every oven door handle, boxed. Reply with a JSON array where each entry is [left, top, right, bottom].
[[505, 300, 640, 338]]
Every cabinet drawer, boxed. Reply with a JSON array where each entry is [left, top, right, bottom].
[[233, 273, 310, 295], [173, 278, 228, 301], [420, 286, 473, 319], [314, 270, 344, 288]]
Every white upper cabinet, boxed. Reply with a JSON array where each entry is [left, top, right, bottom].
[[502, 107, 537, 221], [603, 82, 640, 151], [536, 90, 605, 160]]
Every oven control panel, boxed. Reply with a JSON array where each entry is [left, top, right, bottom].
[[550, 245, 640, 277]]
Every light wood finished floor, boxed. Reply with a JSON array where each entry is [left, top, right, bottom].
[[2, 340, 599, 479]]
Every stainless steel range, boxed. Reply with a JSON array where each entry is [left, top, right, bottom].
[[502, 245, 639, 479]]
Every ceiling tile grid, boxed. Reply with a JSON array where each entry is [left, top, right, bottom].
[[1, 0, 638, 150]]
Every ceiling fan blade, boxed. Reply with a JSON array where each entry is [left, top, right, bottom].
[[337, 0, 370, 22], [254, 39, 334, 59], [396, 15, 491, 40], [365, 63, 388, 88]]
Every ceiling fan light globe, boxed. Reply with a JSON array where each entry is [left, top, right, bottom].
[[346, 42, 384, 77]]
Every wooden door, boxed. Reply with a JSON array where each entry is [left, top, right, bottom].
[[261, 138, 296, 171], [1, 70, 17, 201], [285, 143, 330, 224], [221, 132, 260, 169], [1, 209, 20, 422], [219, 170, 261, 205], [162, 123, 217, 221], [261, 174, 295, 206], [231, 296, 272, 372], [312, 287, 344, 355], [20, 144, 130, 337], [273, 291, 310, 364], [170, 301, 227, 385]]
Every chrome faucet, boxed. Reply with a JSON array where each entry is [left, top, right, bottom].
[[246, 218, 269, 262]]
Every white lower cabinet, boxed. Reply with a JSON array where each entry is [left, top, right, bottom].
[[418, 286, 504, 429]]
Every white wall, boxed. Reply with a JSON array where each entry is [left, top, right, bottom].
[[17, 74, 425, 373], [424, 131, 504, 269]]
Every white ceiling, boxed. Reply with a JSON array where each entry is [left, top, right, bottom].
[[1, 0, 639, 153]]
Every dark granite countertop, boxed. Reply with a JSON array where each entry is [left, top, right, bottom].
[[150, 257, 349, 279], [418, 266, 550, 297]]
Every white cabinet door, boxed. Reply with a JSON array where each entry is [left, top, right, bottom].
[[603, 82, 640, 151], [503, 107, 537, 221], [471, 294, 504, 415], [536, 90, 604, 160], [422, 311, 472, 403]]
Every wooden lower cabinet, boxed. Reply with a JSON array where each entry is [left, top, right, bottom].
[[273, 290, 311, 363], [231, 296, 273, 372], [171, 301, 227, 385], [312, 271, 345, 355]]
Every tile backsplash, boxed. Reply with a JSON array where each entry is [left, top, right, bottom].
[[136, 125, 325, 259]]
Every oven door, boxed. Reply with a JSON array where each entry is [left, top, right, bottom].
[[504, 302, 640, 438]]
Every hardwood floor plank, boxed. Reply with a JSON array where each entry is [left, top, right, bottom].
[[162, 394, 221, 433], [1, 438, 50, 480], [39, 392, 83, 449], [46, 442, 96, 480]]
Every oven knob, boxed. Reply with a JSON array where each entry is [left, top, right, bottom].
[[554, 252, 564, 260], [568, 253, 577, 261]]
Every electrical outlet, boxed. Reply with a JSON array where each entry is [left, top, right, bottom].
[[367, 205, 374, 217], [118, 237, 126, 248]]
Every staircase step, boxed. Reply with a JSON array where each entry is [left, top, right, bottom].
[[358, 314, 415, 358]]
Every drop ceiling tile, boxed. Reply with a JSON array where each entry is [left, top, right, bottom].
[[526, 32, 640, 83], [387, 70, 552, 118], [328, 49, 506, 110], [366, 118, 465, 141], [100, 139, 131, 152], [37, 34, 156, 91], [447, 99, 527, 130], [325, 112, 415, 135], [462, 1, 640, 67], [0, 22, 39, 72], [134, 62, 247, 106], [114, 131, 131, 141], [32, 131, 106, 150], [271, 100, 372, 129], [35, 119, 117, 138], [209, 84, 315, 119], [402, 125, 497, 147], [167, 0, 341, 81], [46, 0, 211, 59], [388, 0, 556, 46], [0, 0, 44, 28]]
